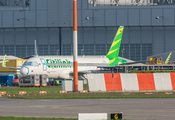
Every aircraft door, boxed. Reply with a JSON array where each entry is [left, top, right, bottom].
[[40, 58, 47, 71]]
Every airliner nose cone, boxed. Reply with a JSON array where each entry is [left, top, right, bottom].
[[20, 67, 29, 75]]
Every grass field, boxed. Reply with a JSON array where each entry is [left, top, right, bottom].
[[0, 86, 62, 94], [0, 116, 77, 120], [0, 116, 131, 120], [4, 91, 175, 99], [0, 86, 175, 99]]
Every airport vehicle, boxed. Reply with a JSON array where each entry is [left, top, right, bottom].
[[0, 75, 13, 86], [11, 74, 19, 86], [19, 74, 47, 87], [0, 75, 8, 86], [149, 52, 172, 65], [2, 26, 128, 79]]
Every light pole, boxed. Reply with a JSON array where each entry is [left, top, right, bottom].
[[81, 49, 84, 56], [57, 50, 59, 55], [122, 48, 125, 58], [73, 0, 78, 92]]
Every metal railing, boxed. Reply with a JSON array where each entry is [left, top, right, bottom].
[[89, 0, 175, 6]]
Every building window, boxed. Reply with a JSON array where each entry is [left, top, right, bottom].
[[0, 46, 3, 55], [62, 44, 72, 55], [50, 45, 59, 55], [16, 45, 26, 58], [95, 44, 106, 55], [119, 44, 129, 59], [106, 43, 152, 61], [107, 44, 111, 54], [84, 44, 94, 55], [27, 45, 34, 56], [4, 45, 15, 56], [78, 44, 83, 56], [142, 44, 152, 60], [38, 45, 48, 55], [130, 44, 141, 61]]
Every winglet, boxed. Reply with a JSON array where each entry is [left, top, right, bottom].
[[2, 54, 7, 67], [2, 55, 7, 67], [165, 52, 172, 64]]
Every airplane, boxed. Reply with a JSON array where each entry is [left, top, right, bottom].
[[2, 26, 128, 79]]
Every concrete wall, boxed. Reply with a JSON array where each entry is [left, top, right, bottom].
[[87, 73, 175, 92]]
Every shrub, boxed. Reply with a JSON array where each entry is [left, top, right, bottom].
[[129, 70, 175, 73]]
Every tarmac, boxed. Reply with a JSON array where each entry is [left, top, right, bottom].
[[0, 97, 175, 120]]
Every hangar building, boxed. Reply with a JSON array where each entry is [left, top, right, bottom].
[[0, 0, 174, 61]]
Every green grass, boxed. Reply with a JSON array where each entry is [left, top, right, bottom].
[[1, 86, 175, 99], [0, 86, 62, 94], [0, 85, 89, 94], [0, 116, 77, 120], [129, 70, 175, 73], [5, 91, 175, 99], [0, 116, 132, 120]]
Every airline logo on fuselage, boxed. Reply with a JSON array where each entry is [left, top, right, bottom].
[[46, 59, 72, 68]]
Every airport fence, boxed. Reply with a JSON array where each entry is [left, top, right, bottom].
[[87, 73, 175, 92]]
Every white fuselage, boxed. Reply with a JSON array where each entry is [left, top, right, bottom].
[[20, 56, 109, 79]]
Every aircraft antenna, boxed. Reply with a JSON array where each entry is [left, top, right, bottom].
[[34, 40, 38, 56]]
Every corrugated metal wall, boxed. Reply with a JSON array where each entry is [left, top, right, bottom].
[[1, 0, 175, 27], [0, 0, 174, 60]]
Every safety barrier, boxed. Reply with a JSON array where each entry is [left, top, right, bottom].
[[80, 90, 87, 93], [0, 91, 6, 95], [87, 73, 175, 92], [18, 91, 26, 95], [60, 91, 67, 93], [165, 92, 173, 94], [145, 92, 153, 94], [39, 91, 47, 94]]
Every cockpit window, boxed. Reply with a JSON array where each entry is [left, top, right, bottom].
[[23, 61, 39, 66]]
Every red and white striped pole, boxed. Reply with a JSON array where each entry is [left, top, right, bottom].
[[73, 0, 78, 92]]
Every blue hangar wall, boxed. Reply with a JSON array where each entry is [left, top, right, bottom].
[[0, 0, 175, 61]]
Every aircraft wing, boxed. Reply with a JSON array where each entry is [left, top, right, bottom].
[[69, 70, 97, 77], [2, 55, 20, 70], [118, 60, 148, 65], [97, 61, 148, 69]]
